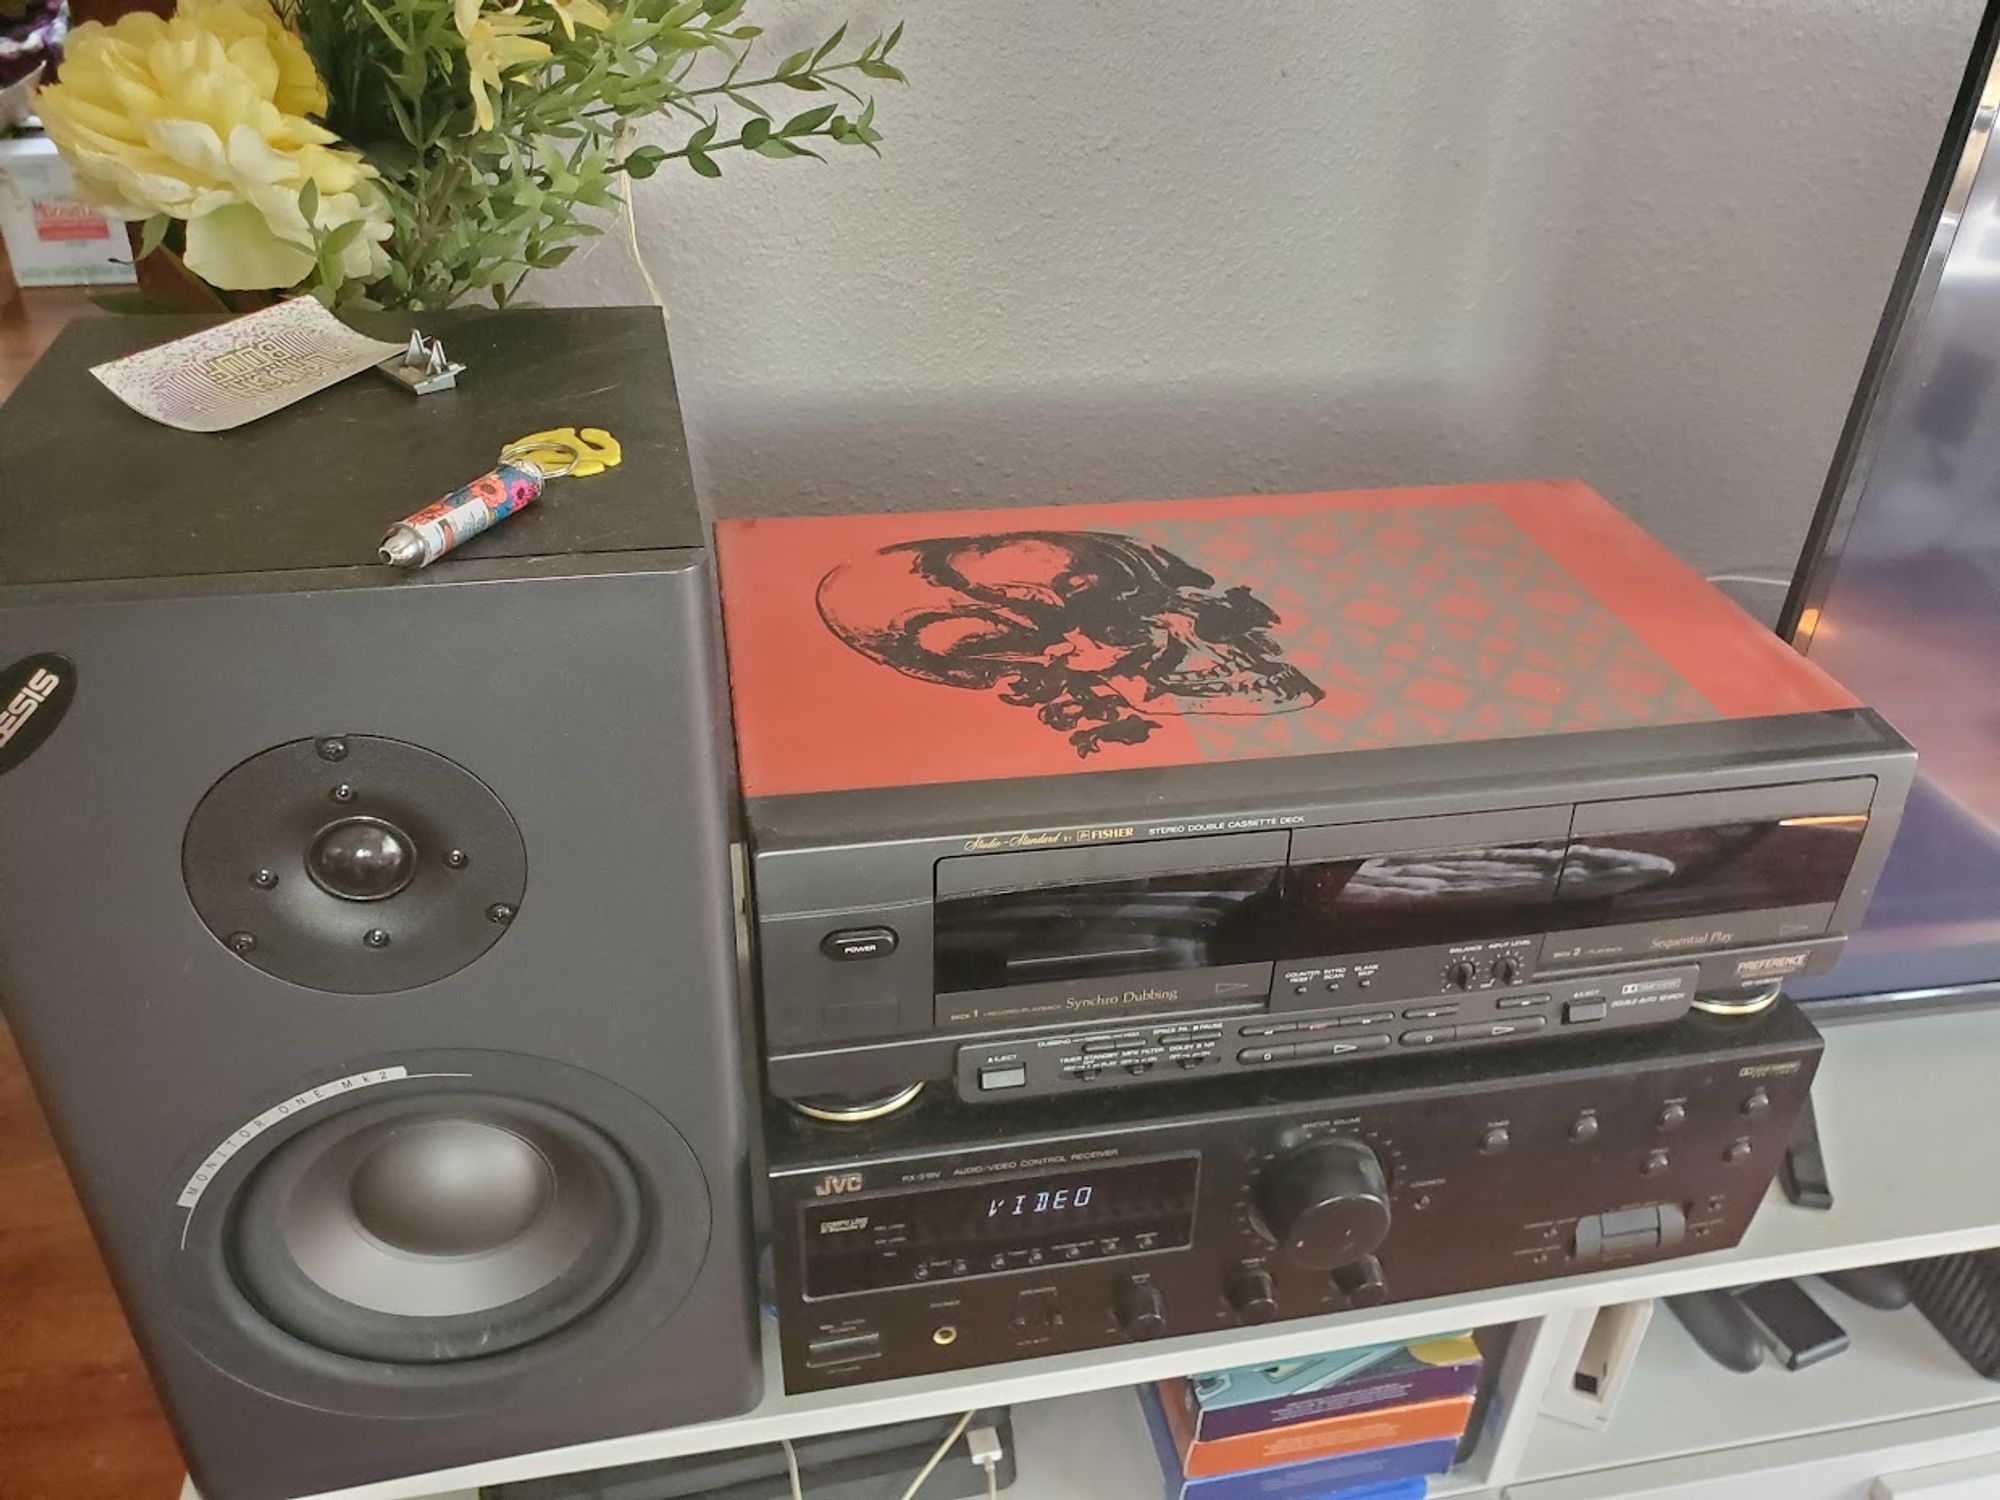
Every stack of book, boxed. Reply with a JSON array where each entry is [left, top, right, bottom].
[[1143, 1335, 1485, 1499]]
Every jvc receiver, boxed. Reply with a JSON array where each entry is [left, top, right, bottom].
[[765, 1002, 1823, 1392]]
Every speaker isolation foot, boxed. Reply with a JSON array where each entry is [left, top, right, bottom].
[[1691, 982, 1785, 1017], [788, 1083, 926, 1123]]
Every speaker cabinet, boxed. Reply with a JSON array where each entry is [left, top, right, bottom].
[[0, 310, 761, 1499]]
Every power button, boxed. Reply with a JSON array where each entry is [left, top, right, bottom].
[[821, 926, 899, 961]]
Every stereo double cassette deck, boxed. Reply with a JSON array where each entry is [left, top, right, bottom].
[[717, 484, 1912, 1110]]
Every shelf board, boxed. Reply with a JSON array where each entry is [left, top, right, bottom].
[[1521, 1289, 2000, 1483], [289, 1003, 2000, 1500]]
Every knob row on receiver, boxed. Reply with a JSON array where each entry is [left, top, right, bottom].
[[1110, 1256, 1390, 1343]]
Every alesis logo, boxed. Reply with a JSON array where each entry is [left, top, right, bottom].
[[814, 1171, 863, 1197], [0, 655, 75, 777]]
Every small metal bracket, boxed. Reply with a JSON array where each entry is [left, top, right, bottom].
[[375, 331, 465, 395]]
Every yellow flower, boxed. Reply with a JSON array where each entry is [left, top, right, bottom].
[[547, 0, 611, 40], [453, 0, 552, 132], [33, 0, 390, 291]]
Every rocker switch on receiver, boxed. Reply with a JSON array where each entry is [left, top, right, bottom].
[[1574, 1204, 1686, 1261]]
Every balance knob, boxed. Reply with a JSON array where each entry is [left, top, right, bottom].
[[1448, 959, 1477, 990], [1334, 1254, 1389, 1307], [1226, 1267, 1279, 1325], [1113, 1275, 1166, 1339], [1253, 1138, 1393, 1270]]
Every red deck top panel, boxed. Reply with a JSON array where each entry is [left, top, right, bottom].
[[715, 482, 1857, 798]]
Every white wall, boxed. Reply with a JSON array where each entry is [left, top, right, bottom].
[[555, 0, 1980, 593]]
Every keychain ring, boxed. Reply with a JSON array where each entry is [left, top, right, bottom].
[[499, 437, 585, 479]]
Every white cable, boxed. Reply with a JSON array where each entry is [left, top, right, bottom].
[[1704, 572, 1789, 588], [897, 1409, 977, 1500], [779, 1436, 804, 1500], [623, 183, 668, 315], [967, 1421, 1005, 1496]]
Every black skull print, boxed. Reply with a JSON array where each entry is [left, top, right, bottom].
[[815, 531, 1324, 755]]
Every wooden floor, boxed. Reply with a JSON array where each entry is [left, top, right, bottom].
[[0, 1025, 186, 1500], [1, 248, 187, 1498]]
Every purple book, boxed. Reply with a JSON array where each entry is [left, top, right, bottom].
[[1170, 1335, 1484, 1441]]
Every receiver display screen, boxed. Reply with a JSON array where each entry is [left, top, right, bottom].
[[935, 866, 1280, 993], [801, 1155, 1199, 1298]]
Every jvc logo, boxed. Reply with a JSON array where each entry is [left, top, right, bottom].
[[814, 1172, 864, 1197], [0, 667, 60, 750], [0, 656, 75, 776]]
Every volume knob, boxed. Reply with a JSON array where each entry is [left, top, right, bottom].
[[1113, 1275, 1166, 1339], [1253, 1138, 1392, 1270]]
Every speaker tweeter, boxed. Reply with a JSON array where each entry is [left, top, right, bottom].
[[182, 736, 528, 994]]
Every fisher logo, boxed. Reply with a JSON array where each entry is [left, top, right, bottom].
[[0, 655, 75, 777], [814, 1171, 864, 1197]]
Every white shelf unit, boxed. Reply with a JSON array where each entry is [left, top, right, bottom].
[[260, 1003, 2000, 1500], [1519, 1285, 2000, 1481], [1001, 1292, 2000, 1500]]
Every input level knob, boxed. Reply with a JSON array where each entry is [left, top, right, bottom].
[[1252, 1138, 1393, 1270], [1448, 959, 1477, 990], [1493, 955, 1521, 986], [1226, 1266, 1279, 1325], [1113, 1275, 1166, 1339]]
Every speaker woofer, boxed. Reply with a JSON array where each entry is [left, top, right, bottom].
[[229, 1094, 644, 1364], [159, 1051, 719, 1418]]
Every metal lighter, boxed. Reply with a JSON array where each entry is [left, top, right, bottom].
[[378, 439, 583, 569]]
